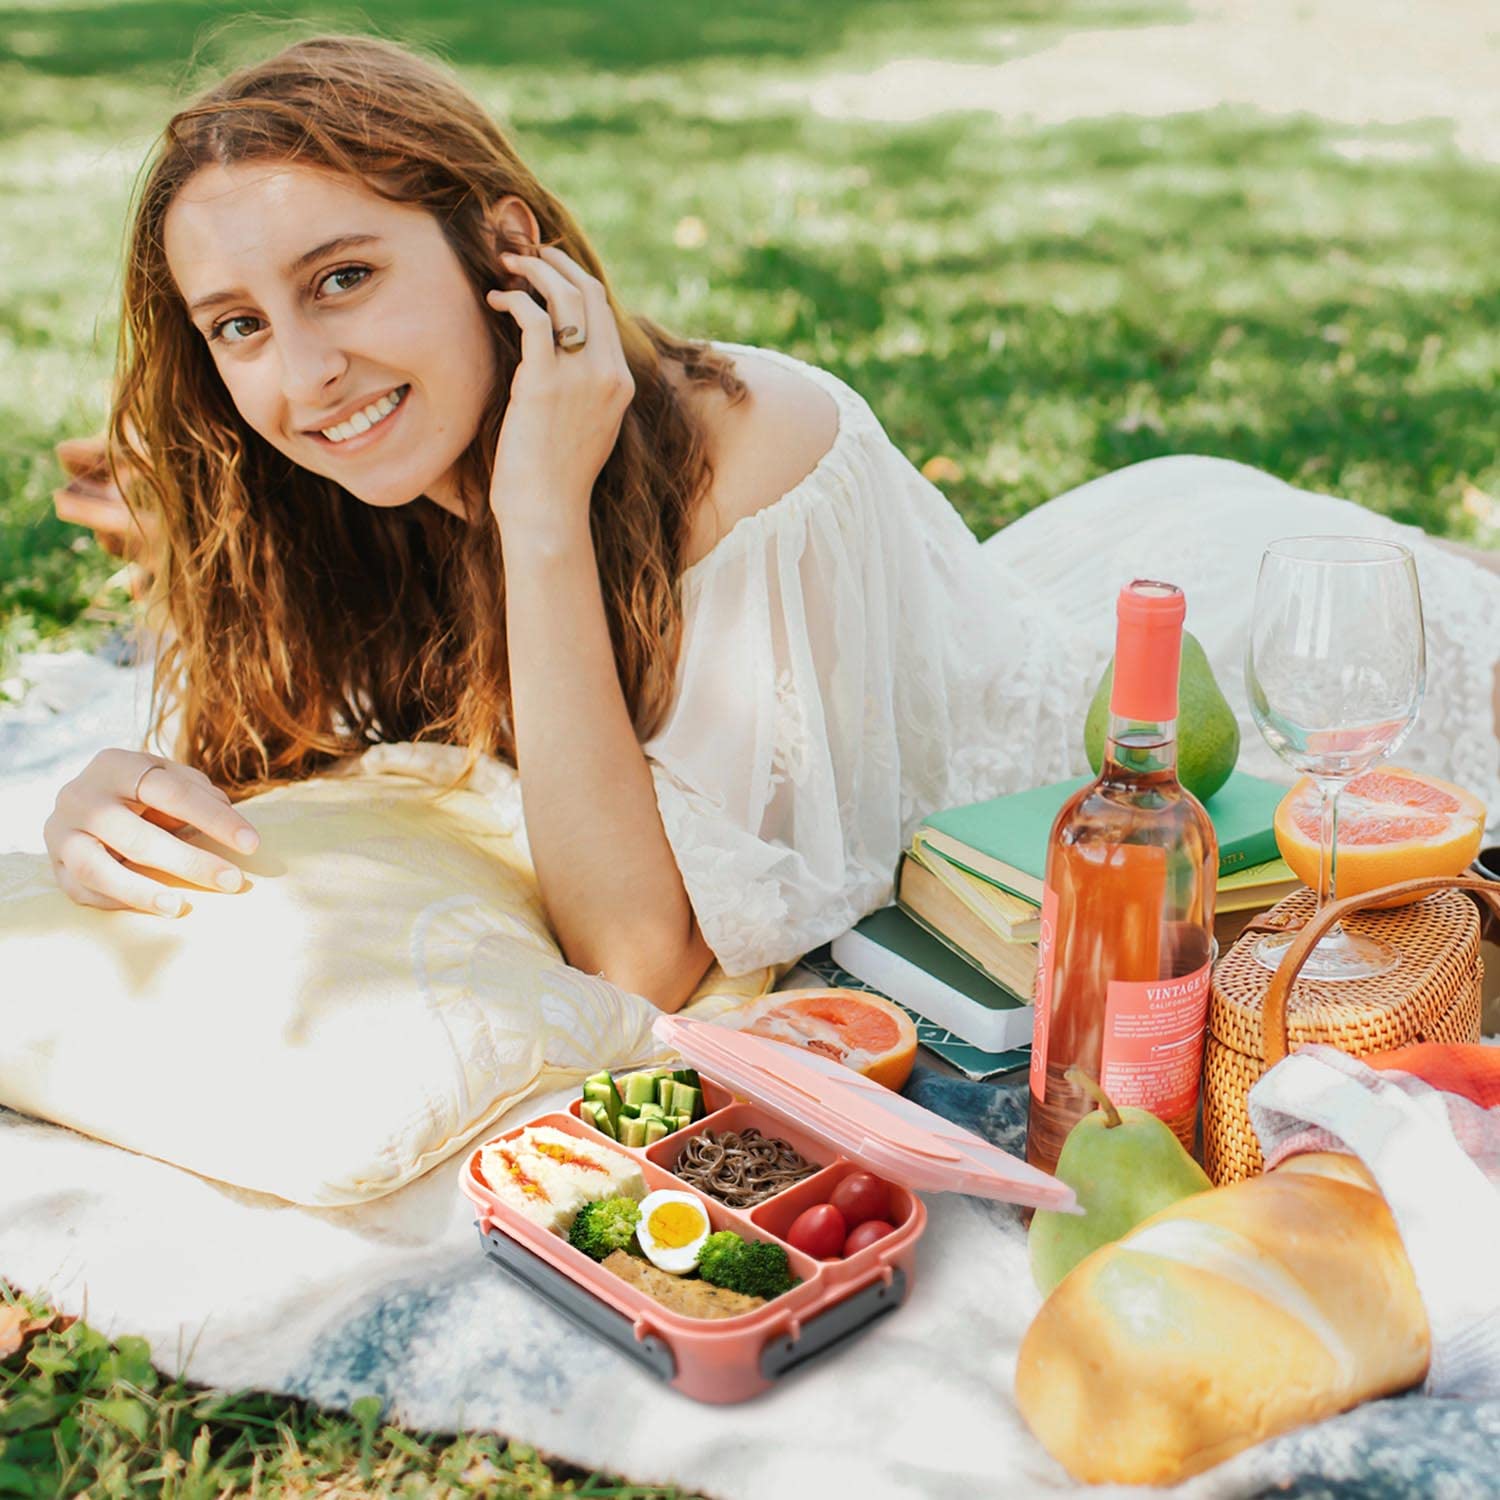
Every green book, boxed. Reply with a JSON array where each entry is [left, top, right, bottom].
[[913, 769, 1286, 904]]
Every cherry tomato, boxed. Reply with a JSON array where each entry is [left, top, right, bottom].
[[829, 1171, 893, 1228], [843, 1219, 896, 1256], [786, 1202, 847, 1259]]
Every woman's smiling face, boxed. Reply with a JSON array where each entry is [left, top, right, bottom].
[[164, 160, 499, 516]]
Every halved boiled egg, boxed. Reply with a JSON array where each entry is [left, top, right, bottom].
[[635, 1188, 712, 1275]]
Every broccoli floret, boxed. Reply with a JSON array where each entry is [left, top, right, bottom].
[[694, 1229, 742, 1282], [695, 1230, 797, 1299], [568, 1196, 641, 1261]]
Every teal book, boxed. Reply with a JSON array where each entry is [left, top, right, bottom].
[[914, 769, 1286, 904]]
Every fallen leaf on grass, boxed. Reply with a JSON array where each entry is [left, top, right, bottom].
[[0, 1306, 66, 1361], [0, 1307, 24, 1360]]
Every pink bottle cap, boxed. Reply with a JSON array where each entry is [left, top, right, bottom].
[[1111, 579, 1185, 723]]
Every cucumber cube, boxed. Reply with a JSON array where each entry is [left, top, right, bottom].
[[671, 1082, 702, 1120], [619, 1117, 648, 1149], [621, 1072, 658, 1109], [642, 1119, 668, 1145], [583, 1073, 623, 1130], [656, 1077, 676, 1110]]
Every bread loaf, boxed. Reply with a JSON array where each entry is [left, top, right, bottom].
[[1015, 1153, 1429, 1484]]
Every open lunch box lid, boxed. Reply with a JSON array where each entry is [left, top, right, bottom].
[[652, 1014, 1076, 1212]]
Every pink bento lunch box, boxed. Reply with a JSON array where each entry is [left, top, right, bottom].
[[460, 1013, 1074, 1404]]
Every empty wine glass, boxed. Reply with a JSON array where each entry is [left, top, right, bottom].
[[1245, 536, 1426, 980]]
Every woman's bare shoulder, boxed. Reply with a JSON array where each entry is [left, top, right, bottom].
[[680, 349, 840, 571]]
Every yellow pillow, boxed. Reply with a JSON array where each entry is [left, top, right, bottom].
[[0, 743, 775, 1204]]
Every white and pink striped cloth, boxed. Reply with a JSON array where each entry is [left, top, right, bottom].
[[1251, 1042, 1500, 1397]]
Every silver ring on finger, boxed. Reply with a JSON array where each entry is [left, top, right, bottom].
[[554, 323, 588, 352], [131, 757, 169, 805]]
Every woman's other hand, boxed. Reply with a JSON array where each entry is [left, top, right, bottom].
[[43, 749, 260, 916], [484, 246, 635, 539], [53, 434, 155, 561], [53, 434, 159, 599]]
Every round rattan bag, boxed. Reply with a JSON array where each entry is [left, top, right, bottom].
[[1203, 873, 1500, 1184]]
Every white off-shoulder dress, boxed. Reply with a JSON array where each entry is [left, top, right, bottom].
[[643, 344, 1500, 976]]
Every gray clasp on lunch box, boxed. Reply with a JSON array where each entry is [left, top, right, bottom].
[[759, 1267, 907, 1380], [479, 1222, 906, 1390], [477, 1224, 677, 1382]]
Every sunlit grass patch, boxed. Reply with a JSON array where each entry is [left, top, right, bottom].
[[4, 6, 1496, 666]]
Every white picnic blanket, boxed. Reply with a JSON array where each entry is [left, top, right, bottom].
[[4, 652, 1498, 1498]]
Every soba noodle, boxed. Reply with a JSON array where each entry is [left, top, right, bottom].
[[673, 1128, 818, 1208]]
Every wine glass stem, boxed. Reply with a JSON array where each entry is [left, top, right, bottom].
[[1314, 776, 1344, 938]]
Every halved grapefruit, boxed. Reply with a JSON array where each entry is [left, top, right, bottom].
[[1274, 767, 1486, 906], [730, 989, 918, 1091]]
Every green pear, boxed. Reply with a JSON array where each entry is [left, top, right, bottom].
[[1083, 629, 1240, 802], [1029, 1069, 1212, 1296]]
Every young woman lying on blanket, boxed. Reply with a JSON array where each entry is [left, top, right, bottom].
[[41, 34, 1500, 1014]]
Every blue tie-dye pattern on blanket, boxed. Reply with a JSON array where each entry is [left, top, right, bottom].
[[6, 1067, 1498, 1499]]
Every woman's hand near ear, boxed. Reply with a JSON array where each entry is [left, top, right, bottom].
[[484, 245, 634, 538], [481, 246, 713, 1011]]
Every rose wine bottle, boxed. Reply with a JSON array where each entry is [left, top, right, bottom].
[[1026, 580, 1218, 1176]]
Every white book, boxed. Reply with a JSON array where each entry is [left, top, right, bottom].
[[831, 906, 1034, 1053]]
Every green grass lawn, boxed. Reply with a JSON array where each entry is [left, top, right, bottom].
[[2, 0, 1498, 1493], [4, 0, 1498, 681], [0, 1290, 693, 1498]]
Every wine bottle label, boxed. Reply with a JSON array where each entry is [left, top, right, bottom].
[[1029, 885, 1060, 1102], [1099, 961, 1213, 1120]]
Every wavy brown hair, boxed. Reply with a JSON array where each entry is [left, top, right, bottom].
[[112, 33, 743, 796]]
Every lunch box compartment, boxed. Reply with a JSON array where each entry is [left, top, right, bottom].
[[748, 1159, 919, 1267], [469, 1111, 693, 1229], [566, 1074, 737, 1144], [644, 1101, 833, 1192]]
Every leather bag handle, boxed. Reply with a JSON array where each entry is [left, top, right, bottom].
[[1262, 874, 1500, 1065]]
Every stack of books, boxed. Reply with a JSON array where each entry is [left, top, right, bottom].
[[833, 770, 1296, 1057]]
